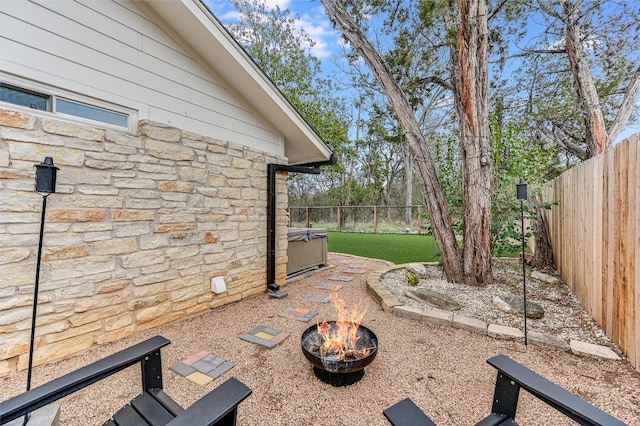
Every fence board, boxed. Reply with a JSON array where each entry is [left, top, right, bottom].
[[585, 156, 603, 322], [635, 134, 640, 370], [627, 137, 638, 366], [605, 149, 615, 336], [576, 163, 586, 306], [613, 141, 626, 351], [541, 135, 639, 372], [591, 154, 604, 324]]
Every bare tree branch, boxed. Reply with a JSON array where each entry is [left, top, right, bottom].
[[414, 76, 454, 92], [608, 65, 640, 142], [563, 0, 610, 155], [539, 124, 588, 160], [488, 0, 510, 22], [550, 119, 583, 142]]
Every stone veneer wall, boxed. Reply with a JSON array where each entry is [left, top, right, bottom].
[[0, 107, 290, 376]]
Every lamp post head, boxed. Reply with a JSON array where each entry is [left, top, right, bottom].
[[516, 178, 528, 201], [34, 157, 58, 194]]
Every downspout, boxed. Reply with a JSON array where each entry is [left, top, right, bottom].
[[267, 154, 337, 294]]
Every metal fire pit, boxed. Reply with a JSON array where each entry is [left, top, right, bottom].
[[301, 321, 378, 387]]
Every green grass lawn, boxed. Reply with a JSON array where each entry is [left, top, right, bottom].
[[327, 232, 519, 264], [327, 232, 441, 264]]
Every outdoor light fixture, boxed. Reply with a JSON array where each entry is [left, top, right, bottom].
[[26, 158, 58, 400], [517, 178, 528, 201], [34, 157, 58, 194], [517, 178, 528, 347]]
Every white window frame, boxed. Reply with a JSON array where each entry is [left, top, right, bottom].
[[0, 76, 137, 132]]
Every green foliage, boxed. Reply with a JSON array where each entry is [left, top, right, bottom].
[[406, 271, 420, 286], [489, 114, 558, 250], [226, 0, 350, 161], [432, 135, 463, 234], [498, 0, 640, 161], [417, 0, 448, 28]]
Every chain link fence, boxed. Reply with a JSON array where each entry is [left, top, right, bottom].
[[289, 205, 429, 234]]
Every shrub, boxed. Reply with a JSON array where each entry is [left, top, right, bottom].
[[406, 271, 419, 286]]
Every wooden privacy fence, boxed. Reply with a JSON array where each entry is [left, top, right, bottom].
[[540, 134, 639, 371]]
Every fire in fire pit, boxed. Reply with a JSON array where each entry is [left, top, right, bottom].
[[300, 293, 378, 386]]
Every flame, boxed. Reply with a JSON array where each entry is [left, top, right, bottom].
[[317, 292, 370, 360]]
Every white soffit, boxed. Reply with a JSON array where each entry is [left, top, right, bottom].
[[142, 0, 332, 165]]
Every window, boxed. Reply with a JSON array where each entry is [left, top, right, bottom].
[[0, 84, 49, 111], [0, 82, 130, 129], [56, 98, 128, 128]]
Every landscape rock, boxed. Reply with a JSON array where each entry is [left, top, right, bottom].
[[492, 295, 545, 319], [488, 324, 524, 340], [531, 270, 561, 284], [452, 315, 487, 334], [406, 263, 427, 278], [405, 288, 461, 310], [570, 339, 621, 360], [527, 330, 569, 351]]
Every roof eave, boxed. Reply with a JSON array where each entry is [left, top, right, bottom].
[[141, 0, 333, 165]]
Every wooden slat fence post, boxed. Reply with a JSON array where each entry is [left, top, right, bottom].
[[374, 206, 378, 234], [539, 134, 639, 372]]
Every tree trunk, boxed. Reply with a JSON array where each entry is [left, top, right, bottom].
[[448, 0, 494, 285], [321, 0, 464, 283], [564, 0, 610, 156], [608, 65, 640, 143], [404, 143, 413, 226], [529, 197, 555, 270]]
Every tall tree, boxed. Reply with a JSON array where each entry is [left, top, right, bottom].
[[444, 0, 493, 285], [321, 0, 464, 282], [225, 0, 350, 157], [321, 0, 495, 285], [508, 0, 640, 160], [486, 0, 640, 268]]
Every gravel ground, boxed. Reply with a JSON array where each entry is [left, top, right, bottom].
[[2, 254, 639, 425], [380, 260, 615, 347]]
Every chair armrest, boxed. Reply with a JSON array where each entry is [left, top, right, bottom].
[[167, 377, 252, 426], [486, 354, 626, 426], [383, 398, 437, 426], [0, 336, 170, 425]]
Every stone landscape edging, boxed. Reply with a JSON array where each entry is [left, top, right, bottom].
[[366, 263, 621, 361]]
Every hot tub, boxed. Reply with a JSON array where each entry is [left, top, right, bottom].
[[286, 227, 327, 276]]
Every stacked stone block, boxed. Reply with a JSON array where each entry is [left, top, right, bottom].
[[0, 108, 289, 376]]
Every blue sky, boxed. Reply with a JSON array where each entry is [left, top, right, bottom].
[[204, 0, 341, 60], [204, 0, 640, 143]]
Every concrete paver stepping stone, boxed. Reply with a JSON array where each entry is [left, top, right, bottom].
[[302, 293, 330, 304], [328, 275, 353, 282], [278, 306, 318, 322], [169, 362, 195, 377], [170, 351, 235, 384], [185, 371, 213, 386], [315, 282, 343, 291], [239, 325, 290, 349], [182, 350, 209, 366]]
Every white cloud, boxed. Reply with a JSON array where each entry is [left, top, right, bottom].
[[203, 0, 341, 60], [548, 34, 600, 51], [263, 0, 291, 9], [295, 16, 335, 59]]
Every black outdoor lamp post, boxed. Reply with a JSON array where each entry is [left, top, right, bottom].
[[517, 178, 528, 347], [26, 157, 58, 395]]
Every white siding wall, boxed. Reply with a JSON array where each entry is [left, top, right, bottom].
[[0, 0, 284, 156]]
